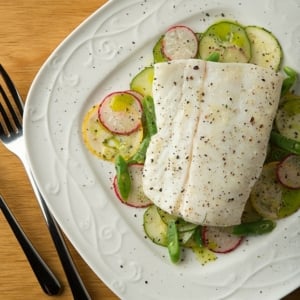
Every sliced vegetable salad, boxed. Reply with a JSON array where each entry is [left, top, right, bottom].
[[82, 20, 299, 264]]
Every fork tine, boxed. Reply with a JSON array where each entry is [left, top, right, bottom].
[[0, 64, 24, 119], [0, 100, 14, 136], [0, 122, 6, 137], [0, 84, 22, 132]]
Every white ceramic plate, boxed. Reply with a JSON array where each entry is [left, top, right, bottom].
[[24, 0, 300, 299]]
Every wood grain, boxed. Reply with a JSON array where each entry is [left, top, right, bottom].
[[0, 1, 118, 299], [0, 1, 299, 299]]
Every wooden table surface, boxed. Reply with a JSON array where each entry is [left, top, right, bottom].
[[0, 1, 299, 299]]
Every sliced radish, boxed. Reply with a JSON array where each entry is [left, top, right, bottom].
[[98, 91, 143, 135], [113, 163, 152, 208], [82, 105, 143, 162], [277, 154, 300, 189], [202, 226, 243, 254], [162, 25, 198, 60]]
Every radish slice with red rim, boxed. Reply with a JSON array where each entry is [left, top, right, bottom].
[[277, 154, 300, 189], [98, 91, 143, 135], [202, 226, 243, 253], [113, 163, 152, 208], [162, 25, 198, 60]]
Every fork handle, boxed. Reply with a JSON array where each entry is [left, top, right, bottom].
[[25, 167, 91, 300], [0, 194, 61, 296]]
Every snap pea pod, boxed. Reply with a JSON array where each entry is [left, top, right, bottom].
[[142, 96, 157, 137], [232, 220, 276, 236], [167, 220, 180, 263], [270, 131, 300, 155], [128, 136, 150, 164], [281, 66, 297, 97], [129, 96, 157, 164], [115, 155, 131, 200], [266, 146, 291, 163]]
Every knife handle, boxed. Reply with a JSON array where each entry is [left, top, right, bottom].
[[0, 194, 61, 296], [41, 198, 92, 300], [24, 164, 91, 300]]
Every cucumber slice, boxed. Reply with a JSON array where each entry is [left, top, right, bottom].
[[281, 67, 298, 97], [276, 98, 300, 142], [241, 199, 262, 223], [130, 66, 154, 97], [279, 187, 300, 218], [157, 207, 177, 224], [250, 162, 283, 219], [281, 93, 300, 105], [176, 219, 198, 233], [199, 21, 251, 63], [143, 205, 168, 246], [156, 208, 198, 246], [246, 26, 282, 70], [153, 35, 168, 63], [250, 162, 300, 219]]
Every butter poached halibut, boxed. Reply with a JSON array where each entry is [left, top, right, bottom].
[[143, 59, 283, 226]]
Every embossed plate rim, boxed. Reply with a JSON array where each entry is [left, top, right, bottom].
[[24, 0, 300, 299]]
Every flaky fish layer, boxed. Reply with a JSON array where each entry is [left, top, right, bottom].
[[143, 59, 283, 226]]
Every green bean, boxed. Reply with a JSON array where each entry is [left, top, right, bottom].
[[206, 52, 220, 62], [167, 220, 180, 263], [115, 155, 131, 200], [128, 96, 157, 164], [270, 131, 300, 155], [128, 136, 150, 164], [232, 220, 276, 236], [142, 96, 157, 137], [266, 146, 291, 163], [281, 66, 297, 97]]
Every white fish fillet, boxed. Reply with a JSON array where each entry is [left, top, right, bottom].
[[143, 59, 283, 226]]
